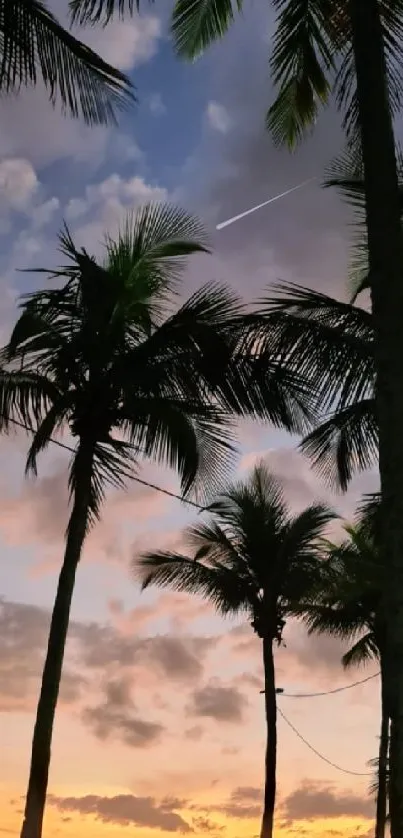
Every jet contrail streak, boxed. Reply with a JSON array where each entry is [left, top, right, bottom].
[[216, 176, 317, 230]]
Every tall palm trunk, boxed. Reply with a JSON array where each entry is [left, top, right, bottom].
[[20, 441, 94, 838], [261, 636, 277, 838], [349, 3, 403, 835], [376, 658, 390, 838]]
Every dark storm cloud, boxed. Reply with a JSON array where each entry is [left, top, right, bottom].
[[280, 781, 374, 823], [47, 793, 192, 832], [187, 681, 248, 723]]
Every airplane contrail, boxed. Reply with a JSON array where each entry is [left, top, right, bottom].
[[216, 176, 317, 231]]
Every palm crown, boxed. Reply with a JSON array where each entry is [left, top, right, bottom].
[[137, 462, 335, 639], [4, 205, 249, 526], [5, 204, 317, 529]]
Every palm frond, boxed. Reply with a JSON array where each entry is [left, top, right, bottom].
[[1, 0, 134, 125], [323, 144, 403, 299], [267, 0, 336, 147], [281, 504, 337, 566], [70, 437, 137, 530], [25, 398, 72, 476], [334, 1, 403, 145], [258, 282, 374, 413], [342, 631, 379, 668], [0, 369, 57, 431], [126, 396, 236, 501], [69, 0, 139, 25], [300, 399, 378, 491], [136, 550, 252, 616], [104, 204, 210, 305], [170, 0, 243, 60]]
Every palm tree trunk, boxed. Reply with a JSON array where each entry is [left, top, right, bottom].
[[349, 4, 403, 836], [261, 636, 277, 838], [376, 660, 390, 838], [20, 441, 94, 838]]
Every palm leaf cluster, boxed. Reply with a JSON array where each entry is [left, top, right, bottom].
[[139, 462, 335, 635], [4, 206, 245, 528], [1, 0, 134, 124], [255, 281, 375, 490]]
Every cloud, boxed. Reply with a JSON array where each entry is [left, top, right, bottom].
[[280, 781, 375, 823], [66, 172, 168, 256], [206, 102, 232, 134], [0, 158, 38, 212], [0, 598, 216, 717], [187, 681, 248, 723], [209, 786, 262, 820], [82, 676, 164, 747], [0, 598, 86, 711], [230, 787, 262, 803], [0, 457, 177, 566], [75, 15, 162, 71], [78, 624, 215, 681], [48, 793, 192, 832], [31, 197, 60, 229], [209, 786, 262, 819], [149, 92, 167, 116]]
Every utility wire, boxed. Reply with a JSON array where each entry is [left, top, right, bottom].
[[277, 706, 372, 776], [4, 414, 206, 512], [259, 671, 379, 697], [278, 671, 379, 698]]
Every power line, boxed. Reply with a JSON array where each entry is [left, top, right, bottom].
[[277, 706, 372, 776], [279, 671, 379, 698], [259, 671, 380, 697], [4, 414, 206, 512]]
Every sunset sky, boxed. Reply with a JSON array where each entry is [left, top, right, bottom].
[[0, 2, 384, 837]]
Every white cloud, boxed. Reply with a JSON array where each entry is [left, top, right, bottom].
[[31, 197, 60, 230], [66, 173, 168, 255], [79, 16, 162, 71], [148, 93, 166, 117], [0, 12, 160, 168], [206, 102, 232, 134], [0, 158, 38, 211]]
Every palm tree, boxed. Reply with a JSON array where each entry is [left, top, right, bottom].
[[68, 4, 403, 828], [0, 0, 133, 124], [8, 203, 316, 838], [303, 503, 388, 838], [136, 462, 335, 838]]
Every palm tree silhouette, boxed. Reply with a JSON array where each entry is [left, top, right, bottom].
[[137, 462, 335, 838], [6, 203, 307, 838]]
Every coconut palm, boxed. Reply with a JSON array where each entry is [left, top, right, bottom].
[[303, 501, 388, 838], [8, 203, 317, 838], [70, 4, 403, 828], [0, 0, 133, 125], [136, 462, 335, 838]]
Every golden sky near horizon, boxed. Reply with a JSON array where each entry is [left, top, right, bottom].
[[0, 425, 380, 838]]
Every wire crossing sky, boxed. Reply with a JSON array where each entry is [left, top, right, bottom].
[[216, 177, 317, 230]]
